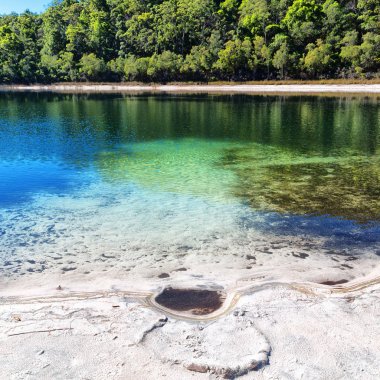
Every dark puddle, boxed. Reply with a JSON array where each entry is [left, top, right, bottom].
[[155, 287, 225, 315], [320, 279, 349, 286]]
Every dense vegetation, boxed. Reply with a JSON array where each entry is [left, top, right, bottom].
[[0, 0, 379, 83]]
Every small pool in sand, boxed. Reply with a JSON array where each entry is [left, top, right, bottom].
[[155, 288, 226, 316]]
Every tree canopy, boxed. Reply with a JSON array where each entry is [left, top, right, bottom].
[[0, 0, 378, 82]]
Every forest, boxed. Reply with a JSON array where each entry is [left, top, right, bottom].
[[0, 0, 378, 83]]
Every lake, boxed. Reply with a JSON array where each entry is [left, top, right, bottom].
[[0, 93, 379, 293]]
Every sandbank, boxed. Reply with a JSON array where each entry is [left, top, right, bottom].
[[0, 83, 380, 94]]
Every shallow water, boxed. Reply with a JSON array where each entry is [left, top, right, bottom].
[[0, 93, 379, 291]]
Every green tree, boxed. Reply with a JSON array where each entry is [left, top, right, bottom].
[[147, 51, 183, 82], [214, 38, 255, 80], [253, 35, 271, 78], [0, 12, 41, 83], [85, 0, 114, 59], [107, 56, 126, 81], [359, 33, 380, 72], [282, 0, 323, 45], [181, 31, 222, 80], [123, 55, 150, 81], [57, 52, 78, 81], [303, 39, 332, 77], [340, 31, 361, 74], [357, 0, 380, 34], [79, 53, 106, 80], [272, 40, 288, 79], [124, 12, 156, 56], [239, 0, 270, 40]]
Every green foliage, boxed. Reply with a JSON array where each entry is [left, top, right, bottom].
[[79, 53, 106, 80], [253, 35, 271, 78], [340, 31, 380, 75], [214, 38, 255, 80], [303, 39, 332, 77], [360, 33, 380, 72], [123, 12, 155, 56], [322, 0, 340, 27], [147, 51, 183, 82], [123, 55, 150, 81], [0, 0, 378, 83], [357, 0, 380, 33], [181, 31, 222, 80], [272, 40, 288, 79], [0, 12, 41, 83], [182, 45, 215, 80], [282, 0, 322, 45], [107, 56, 126, 80], [340, 31, 361, 72], [239, 0, 270, 36], [58, 52, 78, 81], [283, 0, 322, 26]]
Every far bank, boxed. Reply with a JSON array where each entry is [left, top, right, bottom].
[[1, 82, 380, 95]]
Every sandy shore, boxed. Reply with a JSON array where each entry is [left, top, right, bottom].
[[1, 271, 379, 379], [0, 83, 380, 94]]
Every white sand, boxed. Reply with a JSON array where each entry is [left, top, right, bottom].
[[1, 271, 379, 379], [1, 83, 380, 94]]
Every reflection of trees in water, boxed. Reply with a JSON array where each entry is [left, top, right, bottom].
[[223, 145, 380, 223], [0, 93, 378, 153]]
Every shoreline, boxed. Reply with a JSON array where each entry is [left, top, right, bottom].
[[1, 83, 380, 94], [2, 267, 379, 312]]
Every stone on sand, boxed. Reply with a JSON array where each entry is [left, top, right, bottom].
[[143, 311, 270, 378]]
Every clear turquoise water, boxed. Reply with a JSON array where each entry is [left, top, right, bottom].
[[0, 93, 379, 281]]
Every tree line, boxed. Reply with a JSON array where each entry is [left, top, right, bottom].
[[0, 0, 378, 83]]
